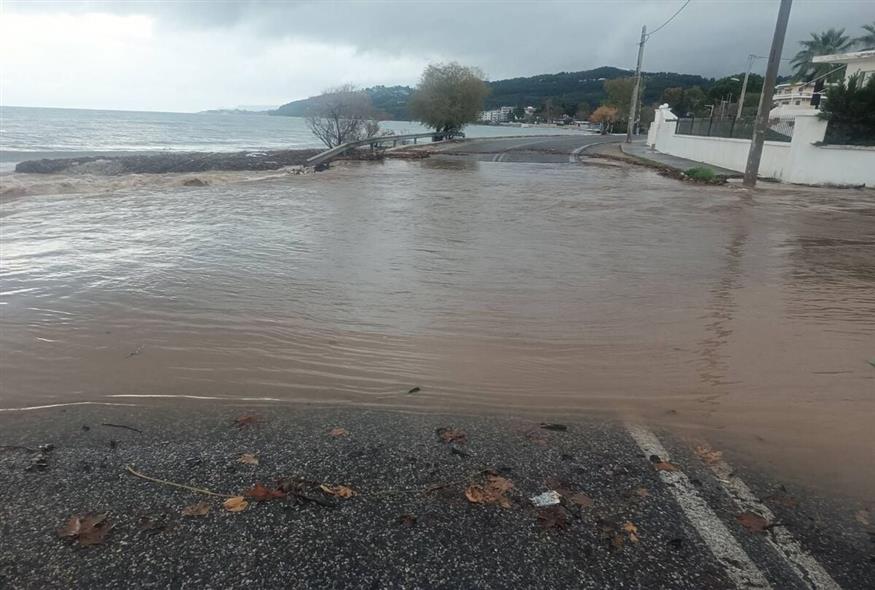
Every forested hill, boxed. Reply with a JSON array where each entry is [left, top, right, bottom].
[[271, 67, 713, 120]]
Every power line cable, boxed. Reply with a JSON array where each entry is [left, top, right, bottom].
[[646, 0, 692, 39]]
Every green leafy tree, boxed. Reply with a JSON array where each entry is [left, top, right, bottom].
[[818, 73, 875, 145], [409, 62, 489, 137], [855, 22, 875, 50], [791, 28, 853, 82], [603, 77, 638, 119], [662, 85, 708, 116]]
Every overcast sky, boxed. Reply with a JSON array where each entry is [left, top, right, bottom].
[[1, 1, 870, 112]]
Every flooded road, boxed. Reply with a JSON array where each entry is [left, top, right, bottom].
[[1, 156, 873, 496]]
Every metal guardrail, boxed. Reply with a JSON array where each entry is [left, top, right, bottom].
[[306, 132, 442, 167]]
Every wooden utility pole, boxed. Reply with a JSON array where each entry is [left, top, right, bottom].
[[626, 25, 647, 143], [743, 0, 792, 187]]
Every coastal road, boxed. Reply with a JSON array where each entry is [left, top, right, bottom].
[[435, 133, 621, 163]]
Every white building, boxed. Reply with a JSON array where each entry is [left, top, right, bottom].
[[769, 82, 816, 119], [812, 49, 875, 83], [478, 106, 515, 123]]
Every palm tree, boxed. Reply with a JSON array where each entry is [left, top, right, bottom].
[[791, 28, 853, 82], [855, 22, 875, 50]]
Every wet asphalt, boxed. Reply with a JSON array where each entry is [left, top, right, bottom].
[[1, 404, 871, 589]]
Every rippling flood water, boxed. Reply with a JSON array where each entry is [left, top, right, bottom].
[[2, 159, 874, 494]]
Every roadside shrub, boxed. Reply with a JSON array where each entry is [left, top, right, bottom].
[[818, 73, 875, 146], [684, 166, 717, 182]]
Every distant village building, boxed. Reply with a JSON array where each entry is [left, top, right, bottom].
[[479, 106, 515, 123], [769, 82, 816, 119]]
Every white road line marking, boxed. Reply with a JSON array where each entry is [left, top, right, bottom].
[[626, 424, 772, 589], [569, 144, 590, 163], [492, 138, 559, 163], [701, 449, 842, 590]]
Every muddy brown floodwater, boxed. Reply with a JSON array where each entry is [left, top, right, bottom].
[[1, 158, 874, 497]]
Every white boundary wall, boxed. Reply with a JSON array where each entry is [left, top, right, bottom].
[[647, 104, 875, 186]]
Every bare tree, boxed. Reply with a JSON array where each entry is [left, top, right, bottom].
[[305, 85, 381, 148]]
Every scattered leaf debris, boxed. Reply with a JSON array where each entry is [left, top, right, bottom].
[[694, 445, 723, 465], [436, 427, 467, 445], [58, 513, 111, 546], [764, 493, 798, 509], [328, 427, 349, 438], [238, 453, 259, 465], [245, 483, 287, 501], [399, 513, 417, 527], [736, 511, 769, 533], [653, 461, 680, 472], [181, 501, 211, 517], [319, 484, 356, 498], [537, 506, 569, 530], [623, 521, 640, 543], [562, 491, 593, 508], [525, 428, 549, 446], [223, 496, 249, 512], [464, 473, 513, 508], [233, 415, 258, 429]]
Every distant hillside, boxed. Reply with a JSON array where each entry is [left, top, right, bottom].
[[272, 86, 414, 120], [271, 67, 713, 120], [486, 66, 712, 112]]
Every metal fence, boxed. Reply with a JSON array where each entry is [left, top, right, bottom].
[[675, 116, 794, 143]]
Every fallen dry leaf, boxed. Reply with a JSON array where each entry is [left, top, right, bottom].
[[58, 513, 111, 546], [328, 427, 349, 438], [855, 509, 871, 526], [465, 485, 486, 503], [653, 461, 680, 472], [435, 427, 467, 444], [399, 513, 417, 527], [319, 484, 356, 498], [537, 506, 569, 530], [636, 487, 650, 497], [525, 428, 549, 446], [233, 415, 258, 428], [181, 501, 211, 517], [245, 483, 287, 501], [764, 493, 798, 509], [737, 511, 769, 533], [464, 474, 513, 508], [694, 445, 723, 465], [223, 496, 249, 512], [564, 492, 593, 508], [238, 453, 259, 465], [611, 533, 625, 551], [623, 521, 640, 543]]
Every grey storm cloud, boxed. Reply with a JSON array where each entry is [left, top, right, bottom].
[[15, 0, 870, 78], [3, 1, 872, 111]]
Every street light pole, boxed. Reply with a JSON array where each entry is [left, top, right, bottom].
[[736, 54, 756, 121], [626, 25, 647, 143], [743, 0, 792, 187]]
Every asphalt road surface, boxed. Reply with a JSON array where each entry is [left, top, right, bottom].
[[435, 134, 620, 163], [0, 404, 871, 589]]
